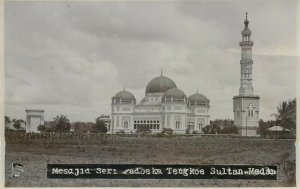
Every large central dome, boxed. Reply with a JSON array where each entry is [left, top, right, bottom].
[[145, 75, 177, 94]]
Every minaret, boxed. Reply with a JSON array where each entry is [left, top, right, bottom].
[[233, 13, 260, 136], [239, 12, 254, 96]]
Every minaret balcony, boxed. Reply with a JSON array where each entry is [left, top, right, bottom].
[[240, 60, 253, 64], [239, 41, 253, 46]]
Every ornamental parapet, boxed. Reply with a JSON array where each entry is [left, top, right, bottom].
[[239, 41, 253, 46], [240, 59, 253, 64]]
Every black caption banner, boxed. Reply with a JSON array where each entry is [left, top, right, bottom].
[[47, 164, 277, 180]]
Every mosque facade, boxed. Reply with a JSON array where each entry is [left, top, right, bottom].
[[110, 73, 210, 134]]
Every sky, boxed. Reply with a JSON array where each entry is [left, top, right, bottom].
[[4, 0, 298, 122]]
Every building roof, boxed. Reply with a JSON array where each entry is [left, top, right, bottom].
[[145, 75, 177, 94], [268, 126, 290, 132]]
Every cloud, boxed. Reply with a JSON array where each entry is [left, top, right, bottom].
[[4, 1, 297, 122]]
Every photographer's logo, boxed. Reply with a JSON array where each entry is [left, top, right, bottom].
[[11, 162, 24, 178]]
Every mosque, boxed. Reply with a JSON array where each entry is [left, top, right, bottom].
[[110, 72, 210, 134], [110, 13, 260, 136]]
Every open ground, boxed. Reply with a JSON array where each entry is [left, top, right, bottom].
[[5, 135, 296, 187]]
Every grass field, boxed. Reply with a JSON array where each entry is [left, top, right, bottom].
[[5, 135, 296, 187]]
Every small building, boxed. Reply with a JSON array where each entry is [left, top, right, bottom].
[[98, 114, 111, 132], [25, 109, 44, 133], [266, 126, 291, 139]]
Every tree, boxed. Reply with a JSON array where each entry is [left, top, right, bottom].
[[72, 122, 94, 133], [202, 125, 210, 134], [203, 123, 220, 134], [92, 119, 108, 133], [37, 124, 46, 133], [44, 121, 56, 133], [73, 122, 81, 133], [53, 115, 71, 134], [220, 125, 238, 134], [271, 98, 296, 136], [5, 116, 11, 124], [13, 121, 21, 130], [12, 119, 25, 130]]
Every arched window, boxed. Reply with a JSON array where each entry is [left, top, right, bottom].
[[175, 120, 181, 129], [123, 120, 128, 129], [198, 122, 203, 130]]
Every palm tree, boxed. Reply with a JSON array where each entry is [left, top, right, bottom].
[[53, 115, 71, 134], [271, 98, 296, 136]]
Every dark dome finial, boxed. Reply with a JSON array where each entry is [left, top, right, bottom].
[[244, 12, 249, 28]]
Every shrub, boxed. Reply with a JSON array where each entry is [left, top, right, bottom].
[[185, 129, 190, 134], [37, 125, 46, 133], [161, 128, 173, 136], [116, 130, 125, 135], [135, 125, 151, 135]]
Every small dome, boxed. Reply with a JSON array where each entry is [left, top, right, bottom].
[[242, 13, 251, 35], [113, 89, 136, 103], [163, 88, 185, 99], [188, 92, 209, 105], [162, 88, 186, 102], [244, 17, 249, 27], [146, 75, 177, 94]]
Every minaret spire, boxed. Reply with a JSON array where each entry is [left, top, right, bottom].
[[244, 12, 249, 28], [161, 68, 163, 76]]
